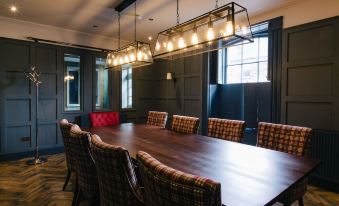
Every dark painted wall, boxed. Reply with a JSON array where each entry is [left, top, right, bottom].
[[281, 16, 339, 131], [0, 37, 119, 156], [134, 54, 205, 129]]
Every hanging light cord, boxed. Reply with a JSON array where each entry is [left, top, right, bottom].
[[118, 12, 121, 49], [176, 0, 180, 25], [134, 1, 137, 42], [215, 0, 218, 9]]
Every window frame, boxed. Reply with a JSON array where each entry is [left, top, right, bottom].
[[94, 56, 111, 111], [120, 65, 133, 110], [218, 22, 269, 85], [63, 52, 83, 113]]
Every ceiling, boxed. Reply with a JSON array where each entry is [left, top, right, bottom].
[[0, 0, 297, 43]]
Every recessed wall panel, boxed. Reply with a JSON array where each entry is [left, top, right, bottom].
[[3, 43, 30, 71], [153, 99, 167, 112], [36, 47, 57, 72], [287, 64, 332, 96], [5, 71, 30, 96], [38, 124, 57, 146], [288, 25, 334, 62], [286, 102, 332, 130], [6, 99, 31, 123], [184, 100, 200, 117], [40, 73, 57, 96], [154, 80, 167, 98], [6, 125, 31, 152], [137, 80, 153, 98], [184, 77, 200, 97], [184, 54, 202, 74], [168, 99, 182, 116], [168, 78, 183, 99], [38, 99, 57, 121]]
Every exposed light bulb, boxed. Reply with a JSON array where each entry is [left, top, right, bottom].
[[241, 26, 248, 35], [113, 59, 118, 66], [191, 32, 198, 45], [130, 53, 136, 61], [163, 42, 167, 48], [155, 41, 161, 51], [207, 27, 214, 41], [119, 57, 124, 64], [137, 51, 143, 60], [178, 37, 186, 48], [144, 54, 149, 60], [108, 59, 112, 64], [225, 21, 233, 36], [167, 41, 173, 51], [124, 55, 129, 63]]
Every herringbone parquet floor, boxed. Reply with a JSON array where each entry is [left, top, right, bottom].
[[0, 154, 338, 206]]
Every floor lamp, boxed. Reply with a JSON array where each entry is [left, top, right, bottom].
[[25, 66, 47, 165]]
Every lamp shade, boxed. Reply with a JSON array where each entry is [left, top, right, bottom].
[[166, 72, 173, 80], [153, 2, 253, 59]]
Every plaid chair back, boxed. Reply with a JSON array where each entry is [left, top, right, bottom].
[[257, 122, 312, 157], [69, 125, 98, 194], [89, 134, 144, 205], [171, 115, 200, 134], [59, 119, 76, 172], [137, 151, 221, 206], [146, 111, 168, 128], [208, 118, 245, 142]]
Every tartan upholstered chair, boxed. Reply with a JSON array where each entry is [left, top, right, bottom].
[[171, 115, 200, 134], [69, 125, 99, 206], [89, 134, 144, 206], [136, 151, 221, 206], [257, 122, 312, 206], [146, 111, 168, 128], [59, 119, 76, 191], [207, 118, 245, 142], [89, 111, 120, 127]]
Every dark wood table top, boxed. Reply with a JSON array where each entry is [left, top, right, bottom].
[[87, 123, 320, 206]]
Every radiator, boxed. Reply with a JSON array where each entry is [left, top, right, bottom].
[[310, 130, 339, 188]]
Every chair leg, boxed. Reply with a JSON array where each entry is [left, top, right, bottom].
[[71, 183, 79, 206], [74, 188, 82, 206], [63, 170, 71, 191], [298, 198, 304, 206]]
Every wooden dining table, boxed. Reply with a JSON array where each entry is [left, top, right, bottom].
[[87, 123, 320, 206]]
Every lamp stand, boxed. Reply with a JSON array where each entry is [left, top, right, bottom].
[[26, 83, 47, 165]]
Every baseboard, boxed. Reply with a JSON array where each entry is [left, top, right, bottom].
[[0, 147, 65, 162]]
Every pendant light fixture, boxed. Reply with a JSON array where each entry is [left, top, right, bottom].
[[153, 1, 253, 59], [106, 1, 153, 69]]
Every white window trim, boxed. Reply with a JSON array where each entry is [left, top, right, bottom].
[[66, 66, 81, 107], [121, 66, 133, 109]]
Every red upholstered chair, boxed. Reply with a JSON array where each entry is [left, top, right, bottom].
[[89, 112, 120, 127]]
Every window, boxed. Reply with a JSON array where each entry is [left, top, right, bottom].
[[121, 65, 132, 109], [218, 20, 269, 84], [64, 54, 81, 111], [95, 57, 110, 110], [223, 37, 268, 84]]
